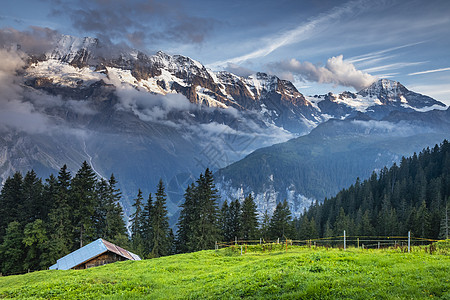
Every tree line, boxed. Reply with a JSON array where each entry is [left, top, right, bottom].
[[129, 168, 295, 256], [0, 162, 128, 275], [2, 140, 447, 275], [296, 140, 450, 240], [0, 166, 295, 275]]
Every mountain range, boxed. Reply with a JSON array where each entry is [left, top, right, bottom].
[[0, 35, 448, 222]]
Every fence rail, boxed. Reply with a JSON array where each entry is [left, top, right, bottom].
[[216, 231, 443, 254]]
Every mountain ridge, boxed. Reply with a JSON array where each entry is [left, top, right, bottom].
[[1, 33, 448, 222]]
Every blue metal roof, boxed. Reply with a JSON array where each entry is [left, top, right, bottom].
[[49, 238, 141, 270]]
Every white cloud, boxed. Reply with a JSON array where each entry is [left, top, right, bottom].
[[211, 0, 373, 67], [114, 85, 195, 124], [0, 48, 52, 133], [362, 61, 426, 74], [347, 42, 426, 65], [270, 55, 376, 91], [408, 67, 450, 76], [224, 63, 254, 77]]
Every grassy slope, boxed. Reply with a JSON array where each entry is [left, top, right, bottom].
[[1, 245, 449, 299]]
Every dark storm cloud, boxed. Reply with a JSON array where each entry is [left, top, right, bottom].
[[50, 0, 217, 48], [0, 27, 59, 54]]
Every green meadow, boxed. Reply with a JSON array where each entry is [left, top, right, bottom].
[[1, 241, 449, 299]]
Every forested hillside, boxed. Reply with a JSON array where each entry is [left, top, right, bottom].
[[0, 165, 290, 275], [0, 162, 129, 275], [296, 140, 450, 240]]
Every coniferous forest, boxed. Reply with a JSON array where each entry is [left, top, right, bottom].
[[296, 140, 450, 240], [1, 141, 449, 275]]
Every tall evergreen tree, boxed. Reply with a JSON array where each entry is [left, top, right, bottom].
[[93, 174, 128, 246], [22, 170, 44, 224], [195, 169, 221, 250], [229, 199, 241, 240], [42, 174, 58, 223], [0, 172, 23, 240], [260, 210, 271, 240], [439, 199, 449, 239], [47, 165, 73, 259], [130, 189, 145, 256], [269, 200, 294, 240], [95, 179, 110, 238], [220, 200, 232, 242], [142, 193, 154, 256], [175, 183, 197, 253], [105, 174, 128, 246], [240, 194, 259, 240], [70, 161, 98, 248], [23, 219, 50, 271], [151, 179, 171, 258], [220, 200, 241, 242], [0, 221, 25, 275]]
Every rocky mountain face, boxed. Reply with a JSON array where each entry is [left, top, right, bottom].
[[1, 34, 448, 223]]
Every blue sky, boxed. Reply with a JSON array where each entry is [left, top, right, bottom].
[[1, 0, 450, 105]]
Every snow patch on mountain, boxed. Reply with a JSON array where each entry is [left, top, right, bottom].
[[195, 86, 228, 108], [27, 59, 105, 87]]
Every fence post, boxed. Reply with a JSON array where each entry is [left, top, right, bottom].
[[277, 238, 279, 244], [357, 238, 359, 249], [408, 231, 411, 253], [215, 241, 217, 251], [378, 241, 380, 249], [344, 230, 346, 250], [260, 238, 262, 245], [235, 236, 237, 244], [241, 245, 243, 256]]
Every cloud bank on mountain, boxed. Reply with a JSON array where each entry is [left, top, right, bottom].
[[270, 55, 377, 91]]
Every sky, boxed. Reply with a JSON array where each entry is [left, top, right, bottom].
[[1, 0, 450, 105]]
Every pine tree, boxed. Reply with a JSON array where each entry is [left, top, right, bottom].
[[70, 161, 98, 248], [439, 199, 449, 239], [47, 165, 73, 259], [0, 221, 25, 275], [22, 219, 50, 271], [240, 194, 259, 240], [22, 170, 44, 224], [229, 199, 241, 241], [334, 207, 352, 236], [298, 216, 318, 240], [42, 174, 58, 223], [95, 179, 109, 238], [415, 200, 431, 237], [269, 200, 294, 240], [0, 172, 23, 240], [151, 179, 171, 258], [176, 183, 197, 253], [102, 174, 128, 246], [260, 210, 271, 240], [195, 169, 221, 250], [141, 193, 153, 256], [220, 200, 232, 242], [130, 189, 145, 256]]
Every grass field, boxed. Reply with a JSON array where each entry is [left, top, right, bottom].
[[1, 241, 449, 299]]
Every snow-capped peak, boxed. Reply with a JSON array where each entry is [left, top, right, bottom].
[[151, 51, 206, 75], [47, 35, 99, 62], [358, 79, 404, 97]]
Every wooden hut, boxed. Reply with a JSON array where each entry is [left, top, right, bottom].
[[49, 238, 141, 270]]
